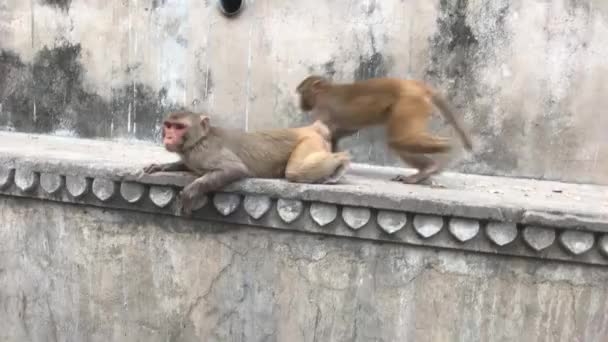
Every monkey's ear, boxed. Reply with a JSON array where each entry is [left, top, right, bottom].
[[311, 80, 324, 93], [200, 115, 210, 133]]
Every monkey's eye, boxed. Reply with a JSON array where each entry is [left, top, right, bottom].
[[163, 122, 187, 130]]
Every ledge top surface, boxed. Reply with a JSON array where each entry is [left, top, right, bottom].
[[1, 132, 607, 230]]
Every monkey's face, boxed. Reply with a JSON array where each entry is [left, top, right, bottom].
[[296, 76, 326, 111], [299, 93, 315, 111], [162, 120, 188, 152]]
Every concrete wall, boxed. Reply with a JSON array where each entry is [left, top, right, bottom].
[[1, 0, 607, 184], [2, 197, 608, 342]]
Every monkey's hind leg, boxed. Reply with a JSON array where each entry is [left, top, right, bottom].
[[388, 133, 449, 184], [387, 105, 450, 184], [388, 133, 451, 154], [286, 152, 350, 184], [390, 152, 442, 184]]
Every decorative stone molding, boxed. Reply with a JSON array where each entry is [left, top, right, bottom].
[[310, 203, 338, 227], [376, 210, 407, 234], [40, 173, 63, 194], [0, 133, 607, 266], [1, 163, 607, 266], [485, 222, 518, 246], [149, 186, 175, 208], [276, 199, 303, 223], [413, 214, 443, 239], [244, 195, 272, 219]]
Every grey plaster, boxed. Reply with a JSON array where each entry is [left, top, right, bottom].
[[2, 197, 608, 342]]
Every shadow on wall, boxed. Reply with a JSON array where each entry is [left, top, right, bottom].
[[0, 44, 182, 141], [42, 0, 72, 12]]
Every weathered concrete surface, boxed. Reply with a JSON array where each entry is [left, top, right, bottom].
[[1, 0, 607, 184], [1, 132, 606, 232], [1, 197, 607, 342]]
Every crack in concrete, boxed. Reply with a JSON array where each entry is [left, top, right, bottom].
[[570, 286, 580, 342], [46, 298, 59, 342], [20, 292, 30, 341], [312, 303, 321, 342]]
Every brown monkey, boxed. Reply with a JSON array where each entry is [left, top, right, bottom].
[[296, 75, 473, 184], [143, 111, 350, 215]]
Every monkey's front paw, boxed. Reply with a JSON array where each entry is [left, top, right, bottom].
[[177, 190, 195, 216], [143, 163, 164, 174], [178, 182, 204, 216]]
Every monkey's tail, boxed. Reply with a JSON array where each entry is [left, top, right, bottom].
[[430, 93, 473, 151]]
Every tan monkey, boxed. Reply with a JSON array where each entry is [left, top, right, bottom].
[[296, 75, 473, 184], [143, 111, 350, 215]]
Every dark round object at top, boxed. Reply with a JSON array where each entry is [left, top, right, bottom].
[[218, 0, 244, 17]]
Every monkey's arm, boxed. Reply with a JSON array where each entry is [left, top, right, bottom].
[[143, 161, 188, 173], [179, 166, 250, 215]]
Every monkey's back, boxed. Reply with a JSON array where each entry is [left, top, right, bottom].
[[220, 128, 302, 178]]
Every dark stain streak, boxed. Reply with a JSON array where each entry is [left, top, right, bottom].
[[125, 63, 142, 75], [0, 44, 180, 140], [353, 29, 390, 81], [354, 52, 387, 81], [204, 69, 214, 100], [429, 0, 478, 81], [366, 0, 377, 15], [41, 0, 72, 12], [151, 0, 167, 10], [111, 84, 180, 141], [323, 60, 337, 78], [176, 35, 189, 48], [0, 50, 25, 68]]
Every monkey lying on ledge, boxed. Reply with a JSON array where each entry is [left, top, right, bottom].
[[143, 111, 350, 215]]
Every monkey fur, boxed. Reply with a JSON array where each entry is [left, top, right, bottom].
[[144, 111, 350, 215], [296, 75, 473, 184]]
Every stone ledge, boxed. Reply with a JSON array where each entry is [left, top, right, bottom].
[[1, 132, 607, 265]]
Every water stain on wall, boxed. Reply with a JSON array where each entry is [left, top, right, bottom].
[[151, 0, 168, 10], [428, 0, 478, 89], [353, 31, 391, 81], [0, 44, 179, 141], [354, 52, 388, 81], [41, 0, 72, 12], [322, 60, 337, 78]]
